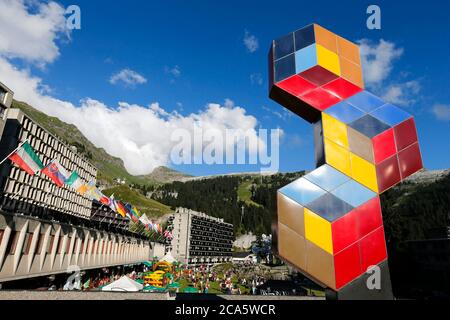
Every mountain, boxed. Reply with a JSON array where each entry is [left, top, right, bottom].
[[139, 166, 193, 183], [12, 100, 160, 185]]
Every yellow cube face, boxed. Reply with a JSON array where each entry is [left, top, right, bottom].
[[350, 153, 379, 193], [304, 208, 333, 254], [322, 113, 349, 148], [317, 44, 341, 77], [324, 138, 351, 176]]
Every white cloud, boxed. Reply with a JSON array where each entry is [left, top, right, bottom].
[[109, 69, 147, 87], [0, 0, 68, 66], [250, 73, 263, 86], [432, 104, 450, 121], [165, 65, 181, 77], [381, 80, 421, 106], [359, 39, 421, 106], [359, 39, 403, 86], [0, 57, 263, 175], [243, 30, 259, 53]]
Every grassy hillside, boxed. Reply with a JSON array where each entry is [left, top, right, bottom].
[[12, 100, 158, 185], [103, 185, 171, 218]]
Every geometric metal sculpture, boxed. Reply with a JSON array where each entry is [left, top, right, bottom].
[[269, 24, 423, 299]]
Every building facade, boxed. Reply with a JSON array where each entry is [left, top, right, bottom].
[[0, 87, 151, 282], [0, 82, 13, 138], [0, 109, 96, 220], [170, 208, 234, 266]]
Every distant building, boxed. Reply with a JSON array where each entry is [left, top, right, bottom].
[[232, 252, 257, 264], [170, 208, 234, 266]]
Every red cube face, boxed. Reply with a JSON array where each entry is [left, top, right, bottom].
[[334, 243, 362, 290], [302, 88, 341, 111], [276, 75, 317, 97], [376, 155, 401, 193], [322, 78, 362, 100], [356, 197, 383, 239], [398, 143, 423, 179], [359, 227, 387, 272], [394, 118, 418, 151], [299, 65, 339, 86], [332, 210, 359, 253], [373, 128, 397, 165]]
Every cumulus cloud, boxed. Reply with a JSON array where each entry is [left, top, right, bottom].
[[432, 104, 450, 121], [359, 39, 421, 106], [359, 39, 403, 86], [109, 69, 147, 87], [243, 30, 259, 53], [0, 57, 263, 175], [0, 0, 68, 66]]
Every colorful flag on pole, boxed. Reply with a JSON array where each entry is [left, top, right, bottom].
[[131, 206, 140, 220], [85, 181, 110, 205], [115, 201, 127, 218], [8, 141, 44, 176], [42, 160, 70, 187], [125, 203, 139, 222], [65, 171, 88, 194]]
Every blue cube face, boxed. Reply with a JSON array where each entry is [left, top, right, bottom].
[[294, 24, 315, 51], [324, 101, 367, 124], [274, 33, 295, 60], [305, 193, 354, 222], [279, 177, 327, 206], [331, 180, 377, 208], [370, 104, 412, 127], [295, 44, 317, 74], [274, 53, 296, 82], [349, 114, 391, 139], [346, 91, 385, 113], [304, 164, 350, 192]]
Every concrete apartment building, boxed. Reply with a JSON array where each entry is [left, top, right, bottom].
[[0, 108, 96, 219], [0, 82, 13, 138], [0, 83, 151, 282], [170, 208, 234, 266]]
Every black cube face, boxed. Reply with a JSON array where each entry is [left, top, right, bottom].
[[295, 24, 315, 51], [274, 32, 295, 60], [274, 54, 296, 83]]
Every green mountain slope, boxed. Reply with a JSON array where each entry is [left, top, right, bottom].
[[102, 185, 171, 218]]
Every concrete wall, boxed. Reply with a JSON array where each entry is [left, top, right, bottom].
[[0, 212, 151, 282]]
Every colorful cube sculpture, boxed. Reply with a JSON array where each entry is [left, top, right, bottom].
[[269, 24, 423, 297]]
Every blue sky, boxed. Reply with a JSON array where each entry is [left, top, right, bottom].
[[1, 0, 450, 176]]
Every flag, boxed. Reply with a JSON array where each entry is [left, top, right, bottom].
[[131, 206, 140, 220], [8, 141, 44, 176], [42, 160, 70, 187], [66, 171, 84, 193], [108, 194, 117, 212], [139, 214, 151, 227], [85, 181, 110, 205], [125, 203, 139, 222], [115, 201, 127, 218]]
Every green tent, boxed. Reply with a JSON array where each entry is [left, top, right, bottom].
[[143, 261, 153, 267], [143, 286, 166, 292], [167, 282, 180, 289], [183, 286, 198, 293]]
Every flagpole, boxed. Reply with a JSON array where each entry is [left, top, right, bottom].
[[0, 139, 29, 166]]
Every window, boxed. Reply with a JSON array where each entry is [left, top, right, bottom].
[[6, 231, 19, 255], [0, 87, 6, 104]]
